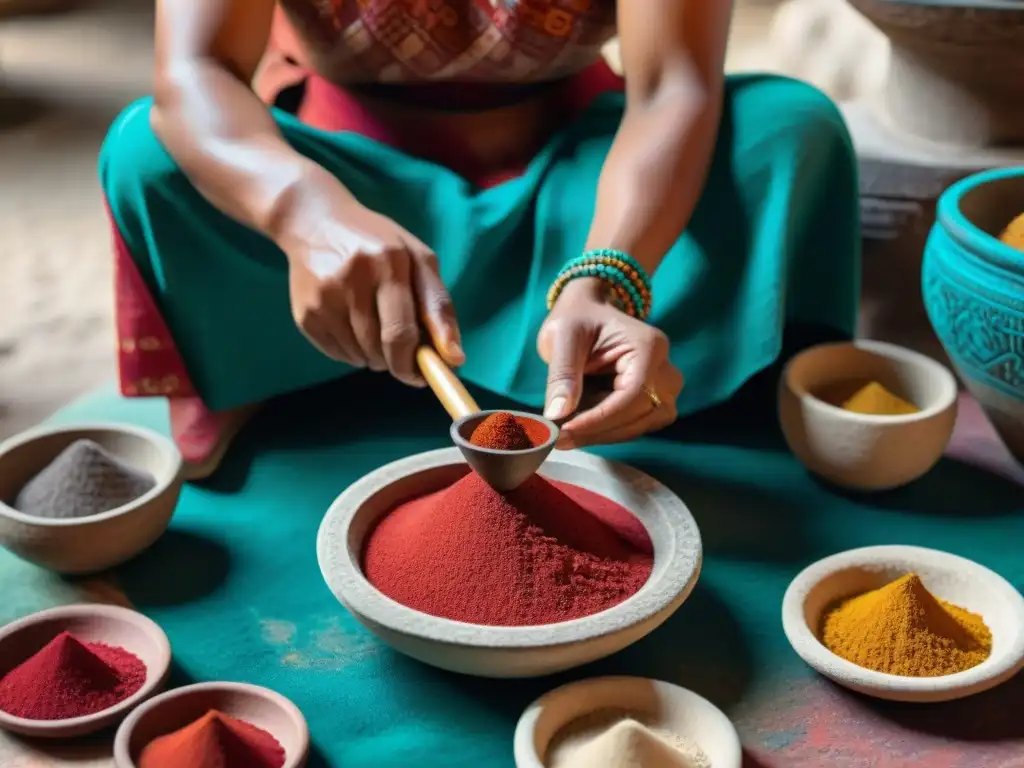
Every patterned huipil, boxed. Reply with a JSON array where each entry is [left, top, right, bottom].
[[277, 0, 619, 84]]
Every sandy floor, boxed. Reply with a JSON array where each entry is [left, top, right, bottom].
[[0, 0, 885, 441]]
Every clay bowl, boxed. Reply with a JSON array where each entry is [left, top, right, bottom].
[[782, 545, 1024, 702], [514, 675, 742, 768], [317, 447, 702, 678], [0, 604, 171, 738], [113, 682, 309, 768], [778, 340, 958, 491], [0, 422, 183, 574]]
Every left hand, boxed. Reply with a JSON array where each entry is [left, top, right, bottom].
[[537, 278, 684, 449]]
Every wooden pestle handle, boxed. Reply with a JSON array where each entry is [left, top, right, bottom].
[[416, 346, 480, 421]]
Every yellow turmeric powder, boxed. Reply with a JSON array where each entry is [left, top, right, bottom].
[[841, 381, 919, 416], [1000, 212, 1024, 252], [821, 573, 991, 677]]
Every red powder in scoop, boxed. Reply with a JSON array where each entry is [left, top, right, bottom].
[[469, 412, 550, 450], [363, 472, 653, 626], [0, 631, 146, 720], [138, 709, 286, 768]]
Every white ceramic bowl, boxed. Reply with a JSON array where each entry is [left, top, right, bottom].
[[0, 423, 183, 574], [513, 675, 741, 768], [317, 448, 702, 678], [778, 340, 958, 491], [114, 682, 309, 768], [782, 545, 1024, 702]]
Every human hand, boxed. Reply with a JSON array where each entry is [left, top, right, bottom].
[[274, 168, 464, 386], [537, 278, 684, 449]]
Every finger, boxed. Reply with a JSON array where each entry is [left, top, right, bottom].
[[376, 250, 425, 387], [411, 250, 464, 366], [539, 320, 591, 421], [560, 403, 677, 449], [349, 286, 387, 372], [299, 314, 363, 366], [561, 346, 652, 434], [564, 362, 683, 439]]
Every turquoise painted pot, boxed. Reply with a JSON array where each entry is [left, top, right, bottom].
[[922, 166, 1024, 462]]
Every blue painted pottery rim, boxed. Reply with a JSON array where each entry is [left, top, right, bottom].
[[936, 166, 1024, 274]]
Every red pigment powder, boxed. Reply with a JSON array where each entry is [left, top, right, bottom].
[[0, 631, 146, 720], [363, 472, 653, 626], [138, 709, 286, 768], [469, 412, 549, 450]]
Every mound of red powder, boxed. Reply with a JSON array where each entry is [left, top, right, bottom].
[[469, 412, 549, 450], [0, 631, 146, 720], [363, 472, 653, 626], [138, 709, 286, 768]]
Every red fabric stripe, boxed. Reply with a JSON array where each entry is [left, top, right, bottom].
[[108, 202, 196, 399]]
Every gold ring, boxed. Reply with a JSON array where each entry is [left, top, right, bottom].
[[643, 385, 663, 409]]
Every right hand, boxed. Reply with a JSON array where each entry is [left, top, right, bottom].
[[274, 171, 464, 387]]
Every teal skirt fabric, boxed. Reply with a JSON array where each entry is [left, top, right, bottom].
[[99, 74, 860, 413]]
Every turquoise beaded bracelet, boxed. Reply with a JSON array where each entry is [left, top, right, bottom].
[[546, 249, 653, 320]]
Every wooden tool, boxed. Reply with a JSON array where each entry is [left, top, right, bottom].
[[415, 346, 480, 420], [415, 345, 559, 491]]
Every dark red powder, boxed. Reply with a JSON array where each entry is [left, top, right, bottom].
[[363, 472, 653, 626], [469, 412, 550, 450], [138, 709, 286, 768], [0, 631, 146, 720]]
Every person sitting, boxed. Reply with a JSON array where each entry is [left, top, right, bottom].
[[99, 0, 859, 479]]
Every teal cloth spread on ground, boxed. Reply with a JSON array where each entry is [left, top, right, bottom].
[[100, 75, 859, 413], [30, 380, 1024, 767]]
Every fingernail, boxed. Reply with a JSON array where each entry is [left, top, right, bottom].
[[545, 395, 569, 420], [448, 341, 465, 365]]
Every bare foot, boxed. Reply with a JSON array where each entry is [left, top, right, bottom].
[[169, 397, 261, 481]]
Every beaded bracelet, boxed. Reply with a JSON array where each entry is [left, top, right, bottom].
[[546, 249, 653, 320]]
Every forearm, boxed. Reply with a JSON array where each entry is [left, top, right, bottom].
[[585, 75, 721, 276], [151, 62, 345, 241]]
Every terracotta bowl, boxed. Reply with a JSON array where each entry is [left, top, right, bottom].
[[114, 682, 309, 768], [778, 340, 958, 491], [0, 422, 183, 574], [0, 604, 171, 738], [317, 447, 702, 678], [514, 676, 742, 768], [782, 545, 1024, 702]]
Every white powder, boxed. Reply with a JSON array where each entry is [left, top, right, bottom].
[[546, 709, 711, 768]]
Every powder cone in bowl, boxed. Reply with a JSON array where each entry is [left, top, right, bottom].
[[362, 471, 653, 627], [14, 439, 156, 520], [319, 448, 703, 678]]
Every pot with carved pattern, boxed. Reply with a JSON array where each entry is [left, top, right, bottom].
[[922, 167, 1024, 463]]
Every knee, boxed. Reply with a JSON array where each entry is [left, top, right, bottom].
[[726, 74, 853, 160], [98, 97, 182, 209]]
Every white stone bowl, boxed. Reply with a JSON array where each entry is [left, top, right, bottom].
[[778, 340, 958, 491], [317, 448, 702, 678], [513, 675, 741, 768], [0, 423, 183, 574], [782, 545, 1024, 702]]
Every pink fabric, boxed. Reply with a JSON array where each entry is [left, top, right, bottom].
[[298, 59, 622, 184]]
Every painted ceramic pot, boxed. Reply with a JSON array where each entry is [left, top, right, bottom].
[[922, 167, 1024, 462]]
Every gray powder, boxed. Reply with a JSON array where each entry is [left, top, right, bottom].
[[13, 439, 156, 520]]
